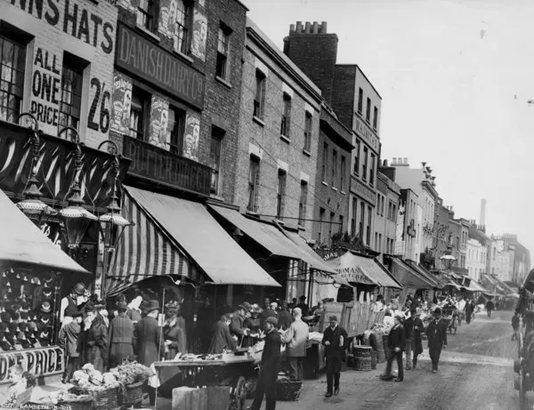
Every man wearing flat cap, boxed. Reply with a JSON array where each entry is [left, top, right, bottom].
[[231, 302, 251, 345], [426, 307, 448, 373], [58, 311, 83, 383], [322, 315, 348, 397], [249, 316, 281, 410]]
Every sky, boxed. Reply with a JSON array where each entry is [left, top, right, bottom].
[[242, 0, 534, 256]]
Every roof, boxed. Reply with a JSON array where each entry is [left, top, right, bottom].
[[0, 189, 89, 275]]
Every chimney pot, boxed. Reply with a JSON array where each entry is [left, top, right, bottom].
[[305, 22, 312, 33], [290, 24, 295, 33], [403, 157, 408, 164], [312, 21, 319, 34], [296, 21, 303, 33], [321, 21, 328, 33]]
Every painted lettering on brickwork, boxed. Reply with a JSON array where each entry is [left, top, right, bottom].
[[88, 78, 111, 134], [183, 113, 200, 161], [148, 96, 169, 149], [354, 116, 379, 152], [30, 47, 61, 132], [191, 8, 207, 60], [110, 73, 133, 134], [10, 0, 114, 54]]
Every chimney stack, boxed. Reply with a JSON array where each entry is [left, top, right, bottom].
[[312, 21, 319, 33], [320, 21, 328, 33], [296, 21, 303, 33], [304, 22, 312, 33], [480, 198, 486, 228]]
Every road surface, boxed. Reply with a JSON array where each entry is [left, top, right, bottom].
[[252, 310, 520, 410]]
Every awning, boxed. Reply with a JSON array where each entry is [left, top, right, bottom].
[[407, 261, 445, 289], [465, 280, 490, 293], [282, 231, 337, 274], [0, 189, 88, 274], [390, 257, 435, 290], [118, 186, 280, 288], [328, 251, 402, 289]]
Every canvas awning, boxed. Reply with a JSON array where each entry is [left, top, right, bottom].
[[108, 186, 280, 293], [0, 189, 88, 274], [465, 280, 490, 293], [283, 231, 337, 275], [390, 257, 435, 290], [328, 251, 402, 289]]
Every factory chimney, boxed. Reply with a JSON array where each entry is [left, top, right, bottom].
[[479, 198, 487, 233]]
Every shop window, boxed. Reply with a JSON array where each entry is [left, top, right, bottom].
[[276, 169, 287, 219], [253, 70, 266, 119], [0, 28, 28, 124], [216, 24, 231, 80], [340, 155, 346, 191], [137, 0, 158, 33], [247, 155, 260, 212], [175, 0, 193, 54], [129, 87, 151, 141], [167, 106, 186, 155], [280, 92, 291, 137], [210, 127, 224, 195], [373, 106, 378, 130], [331, 150, 337, 187], [304, 111, 312, 152], [59, 53, 86, 135], [357, 88, 363, 114], [322, 142, 328, 182], [366, 97, 371, 123], [298, 180, 308, 226]]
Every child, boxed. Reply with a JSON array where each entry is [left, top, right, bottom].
[[0, 365, 36, 407], [512, 312, 520, 341], [58, 311, 83, 383]]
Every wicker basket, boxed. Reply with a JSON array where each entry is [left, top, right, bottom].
[[354, 356, 372, 371], [57, 396, 94, 410], [71, 386, 119, 410], [119, 382, 144, 407], [275, 379, 301, 401]]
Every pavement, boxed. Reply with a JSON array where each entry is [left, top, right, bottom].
[[246, 310, 521, 410]]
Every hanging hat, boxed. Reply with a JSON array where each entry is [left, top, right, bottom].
[[73, 283, 85, 295], [40, 302, 51, 313], [27, 322, 37, 332], [42, 287, 53, 299], [1, 272, 6, 278], [44, 275, 54, 284], [146, 300, 160, 313], [31, 277, 41, 286], [16, 273, 21, 280]]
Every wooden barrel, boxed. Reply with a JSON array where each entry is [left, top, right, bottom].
[[353, 345, 372, 358], [354, 356, 372, 371]]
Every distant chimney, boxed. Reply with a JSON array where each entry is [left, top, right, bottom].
[[312, 21, 319, 33], [383, 159, 388, 167], [290, 24, 295, 33], [320, 21, 328, 33], [296, 21, 303, 33], [480, 198, 486, 228], [304, 22, 311, 33]]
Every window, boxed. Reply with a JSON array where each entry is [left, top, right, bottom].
[[354, 140, 360, 175], [358, 88, 363, 113], [362, 147, 369, 181], [216, 25, 230, 80], [351, 198, 357, 236], [253, 70, 266, 119], [58, 54, 84, 133], [370, 153, 375, 186], [373, 106, 378, 130], [0, 33, 26, 124], [280, 93, 291, 137], [329, 212, 335, 245], [167, 107, 186, 154], [376, 195, 380, 215], [318, 208, 325, 243], [367, 205, 372, 246], [366, 97, 371, 122], [210, 127, 224, 195], [276, 170, 287, 219], [304, 112, 312, 152], [174, 0, 193, 54], [298, 181, 308, 225], [129, 87, 151, 141], [322, 142, 328, 181], [339, 215, 344, 235], [247, 156, 260, 212], [137, 0, 157, 32], [359, 202, 365, 239], [340, 156, 346, 191], [381, 197, 385, 216], [331, 150, 337, 187]]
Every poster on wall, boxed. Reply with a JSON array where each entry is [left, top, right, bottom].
[[182, 113, 200, 161], [148, 96, 169, 149], [159, 0, 177, 39], [191, 9, 208, 60], [110, 73, 133, 135]]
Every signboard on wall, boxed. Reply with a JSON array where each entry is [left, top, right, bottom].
[[115, 24, 206, 110], [0, 347, 64, 384]]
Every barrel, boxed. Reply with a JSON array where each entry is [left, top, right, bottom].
[[353, 345, 372, 358], [353, 346, 373, 371]]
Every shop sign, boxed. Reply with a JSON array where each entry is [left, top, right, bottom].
[[0, 347, 64, 384], [115, 24, 205, 110], [123, 136, 211, 196], [353, 116, 379, 152], [350, 176, 376, 206], [335, 266, 375, 285]]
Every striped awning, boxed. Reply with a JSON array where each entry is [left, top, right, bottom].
[[105, 189, 199, 296]]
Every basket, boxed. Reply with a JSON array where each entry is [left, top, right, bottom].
[[353, 346, 372, 358], [57, 396, 94, 410], [275, 379, 302, 401], [71, 386, 119, 410], [354, 356, 372, 371], [119, 382, 144, 407]]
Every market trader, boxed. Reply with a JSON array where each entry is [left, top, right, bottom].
[[322, 315, 348, 397], [249, 316, 281, 410], [426, 307, 448, 373]]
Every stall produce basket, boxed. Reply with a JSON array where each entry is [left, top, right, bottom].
[[119, 381, 144, 407], [275, 379, 302, 401], [57, 396, 94, 410], [70, 386, 119, 410]]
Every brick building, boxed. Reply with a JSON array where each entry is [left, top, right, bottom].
[[375, 171, 401, 260], [283, 21, 382, 250]]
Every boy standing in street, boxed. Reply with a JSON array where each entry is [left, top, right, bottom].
[[58, 311, 83, 383]]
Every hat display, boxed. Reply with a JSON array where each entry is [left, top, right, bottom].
[[239, 302, 252, 312], [40, 301, 51, 313], [329, 315, 338, 322], [42, 287, 53, 299], [265, 316, 278, 327], [146, 300, 160, 313]]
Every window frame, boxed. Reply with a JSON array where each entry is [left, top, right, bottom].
[[362, 146, 369, 181], [253, 70, 266, 119], [373, 106, 378, 130], [340, 155, 346, 192], [357, 88, 363, 114], [331, 149, 337, 187], [322, 142, 328, 182], [166, 106, 186, 155], [304, 111, 312, 152], [276, 169, 287, 219], [129, 87, 151, 141], [58, 55, 85, 133], [137, 0, 158, 33], [216, 24, 231, 80], [247, 155, 260, 213], [366, 97, 371, 123], [174, 0, 193, 55], [353, 140, 360, 175], [209, 127, 225, 195], [0, 31, 27, 125], [370, 153, 375, 186], [298, 180, 308, 226], [280, 92, 291, 137], [351, 198, 357, 236]]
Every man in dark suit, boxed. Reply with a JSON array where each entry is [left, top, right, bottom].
[[135, 300, 164, 405], [381, 315, 405, 382], [322, 315, 348, 397], [209, 313, 237, 354], [249, 316, 281, 410], [426, 307, 448, 373]]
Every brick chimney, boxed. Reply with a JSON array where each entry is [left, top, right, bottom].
[[283, 21, 338, 104]]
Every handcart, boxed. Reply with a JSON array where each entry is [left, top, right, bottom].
[[154, 354, 258, 410]]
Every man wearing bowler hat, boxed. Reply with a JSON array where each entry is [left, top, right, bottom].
[[135, 300, 164, 405], [322, 315, 348, 397], [230, 302, 252, 345]]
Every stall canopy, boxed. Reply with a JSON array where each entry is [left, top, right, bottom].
[[464, 280, 489, 293], [0, 189, 88, 274], [389, 256, 435, 290], [328, 251, 402, 289], [108, 186, 280, 295], [405, 261, 445, 289]]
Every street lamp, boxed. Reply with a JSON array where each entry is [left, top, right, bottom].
[[15, 113, 58, 224], [57, 127, 97, 251]]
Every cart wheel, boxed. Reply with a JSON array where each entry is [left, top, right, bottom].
[[234, 376, 247, 410], [519, 369, 528, 410]]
